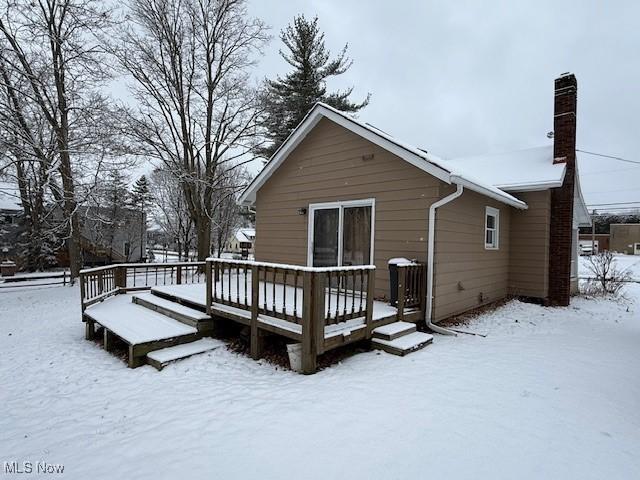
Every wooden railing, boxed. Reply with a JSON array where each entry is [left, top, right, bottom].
[[206, 258, 375, 373], [396, 262, 427, 321], [80, 262, 205, 312]]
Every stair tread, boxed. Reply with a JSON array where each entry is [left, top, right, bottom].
[[85, 295, 197, 345], [146, 338, 225, 364], [372, 331, 433, 351], [134, 292, 211, 320], [372, 321, 416, 338]]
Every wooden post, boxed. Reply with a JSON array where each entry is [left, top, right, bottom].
[[365, 268, 376, 337], [397, 265, 406, 322], [114, 266, 127, 291], [301, 271, 317, 374], [419, 264, 427, 316], [205, 260, 213, 316], [103, 329, 115, 352], [98, 270, 104, 295], [176, 265, 183, 285], [84, 319, 95, 340], [80, 271, 86, 314], [250, 264, 262, 359], [313, 272, 326, 356]]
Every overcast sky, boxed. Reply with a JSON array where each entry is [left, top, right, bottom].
[[246, 0, 640, 211]]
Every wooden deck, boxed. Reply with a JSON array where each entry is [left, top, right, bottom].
[[79, 259, 427, 373]]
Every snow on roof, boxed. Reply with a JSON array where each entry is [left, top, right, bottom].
[[238, 103, 527, 210], [0, 182, 21, 212], [441, 146, 566, 192], [235, 228, 255, 243]]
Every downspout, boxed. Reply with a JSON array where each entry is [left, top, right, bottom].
[[426, 182, 464, 335]]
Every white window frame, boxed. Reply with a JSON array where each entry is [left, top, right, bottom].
[[484, 206, 500, 250], [307, 198, 376, 267]]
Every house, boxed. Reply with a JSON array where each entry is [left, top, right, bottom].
[[79, 73, 593, 373], [610, 224, 640, 254], [0, 186, 147, 267], [239, 73, 592, 324], [78, 206, 147, 265], [0, 182, 22, 262], [225, 228, 255, 257]]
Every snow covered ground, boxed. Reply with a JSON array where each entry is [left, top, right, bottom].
[[1, 259, 639, 479]]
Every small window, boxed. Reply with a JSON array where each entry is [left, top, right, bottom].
[[124, 241, 131, 257], [485, 207, 499, 250]]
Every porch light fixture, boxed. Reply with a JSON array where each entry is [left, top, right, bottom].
[[297, 207, 307, 216]]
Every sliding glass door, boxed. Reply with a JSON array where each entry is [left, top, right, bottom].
[[309, 200, 374, 267], [312, 208, 339, 267]]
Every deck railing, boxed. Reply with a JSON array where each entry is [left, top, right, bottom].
[[80, 262, 205, 312], [396, 262, 427, 321], [206, 258, 375, 373]]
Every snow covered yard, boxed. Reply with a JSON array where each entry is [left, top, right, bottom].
[[1, 274, 639, 479]]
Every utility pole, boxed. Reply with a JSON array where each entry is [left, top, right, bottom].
[[591, 209, 597, 255]]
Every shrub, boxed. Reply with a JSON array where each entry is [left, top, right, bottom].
[[582, 251, 631, 296]]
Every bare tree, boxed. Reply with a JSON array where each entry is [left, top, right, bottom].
[[150, 168, 195, 262], [211, 167, 246, 257], [114, 0, 269, 261], [0, 0, 116, 279]]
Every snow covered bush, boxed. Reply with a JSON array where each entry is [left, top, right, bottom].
[[582, 251, 631, 297]]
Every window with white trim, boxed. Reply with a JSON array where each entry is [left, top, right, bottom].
[[485, 207, 499, 250]]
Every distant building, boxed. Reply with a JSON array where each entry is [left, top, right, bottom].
[[610, 224, 640, 255], [225, 228, 255, 258], [0, 181, 147, 267], [78, 206, 147, 265], [0, 182, 22, 262]]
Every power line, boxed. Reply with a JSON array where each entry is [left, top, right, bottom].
[[586, 201, 640, 207], [577, 149, 640, 165]]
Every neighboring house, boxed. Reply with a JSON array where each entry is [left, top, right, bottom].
[[79, 206, 147, 265], [239, 73, 591, 323], [225, 228, 255, 257], [578, 233, 610, 254], [610, 224, 640, 255], [0, 182, 22, 262]]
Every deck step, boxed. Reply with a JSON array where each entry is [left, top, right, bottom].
[[371, 331, 433, 356], [146, 338, 225, 370], [132, 292, 213, 331], [372, 321, 416, 340], [85, 295, 198, 345]]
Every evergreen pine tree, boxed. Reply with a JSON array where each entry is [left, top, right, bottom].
[[261, 15, 370, 159], [95, 169, 130, 253], [130, 175, 153, 260]]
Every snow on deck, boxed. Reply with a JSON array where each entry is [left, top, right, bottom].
[[152, 282, 401, 321], [84, 294, 197, 344]]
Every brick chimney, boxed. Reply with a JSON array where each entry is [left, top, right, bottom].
[[548, 73, 577, 306]]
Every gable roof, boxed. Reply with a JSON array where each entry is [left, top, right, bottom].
[[235, 228, 255, 243], [239, 103, 527, 210]]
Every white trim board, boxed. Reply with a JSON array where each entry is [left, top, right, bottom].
[[238, 102, 527, 210]]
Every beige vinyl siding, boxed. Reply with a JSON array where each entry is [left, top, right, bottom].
[[432, 188, 511, 321], [508, 190, 551, 298], [255, 117, 441, 298]]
